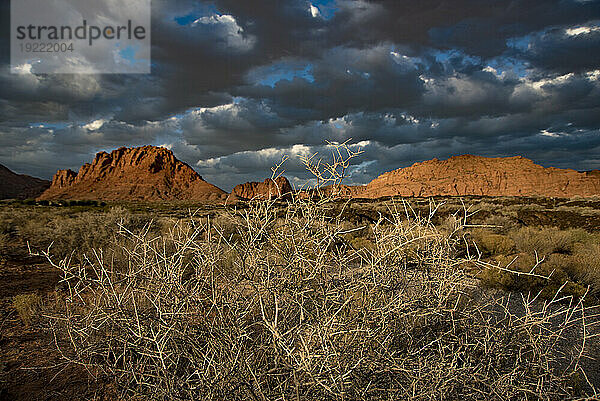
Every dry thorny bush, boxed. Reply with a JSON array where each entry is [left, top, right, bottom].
[[38, 143, 599, 400]]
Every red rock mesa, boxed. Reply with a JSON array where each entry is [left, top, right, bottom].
[[38, 146, 228, 202], [233, 177, 293, 200], [347, 155, 600, 198]]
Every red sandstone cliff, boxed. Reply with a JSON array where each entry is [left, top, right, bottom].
[[36, 151, 600, 202], [233, 177, 293, 200], [38, 146, 228, 202], [348, 155, 600, 198]]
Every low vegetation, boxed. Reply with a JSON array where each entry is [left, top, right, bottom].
[[12, 293, 42, 326], [37, 195, 596, 400], [472, 225, 600, 299], [1, 145, 599, 400]]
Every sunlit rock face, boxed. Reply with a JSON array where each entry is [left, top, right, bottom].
[[38, 146, 228, 202], [357, 155, 600, 198], [233, 177, 293, 200]]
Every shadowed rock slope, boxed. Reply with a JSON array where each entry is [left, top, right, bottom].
[[345, 155, 600, 198], [38, 146, 228, 202], [0, 164, 50, 200]]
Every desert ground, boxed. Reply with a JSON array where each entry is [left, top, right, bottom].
[[1, 195, 599, 400]]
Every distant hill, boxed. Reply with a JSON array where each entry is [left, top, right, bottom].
[[0, 164, 50, 200], [341, 155, 600, 198], [38, 146, 229, 202]]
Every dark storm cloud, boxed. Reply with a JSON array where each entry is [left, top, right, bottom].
[[1, 0, 600, 190], [237, 45, 426, 120], [516, 25, 600, 74]]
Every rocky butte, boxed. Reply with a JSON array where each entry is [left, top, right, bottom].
[[38, 146, 228, 202], [345, 155, 600, 198], [0, 164, 50, 200], [233, 177, 293, 200]]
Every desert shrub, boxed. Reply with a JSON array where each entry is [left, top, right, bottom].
[[568, 243, 600, 294], [12, 293, 42, 326], [0, 232, 8, 269], [481, 214, 518, 234], [510, 227, 590, 256], [0, 220, 12, 236], [479, 253, 588, 300], [476, 227, 600, 300], [471, 229, 516, 255], [40, 143, 598, 400], [479, 253, 538, 290], [0, 208, 24, 235], [18, 206, 153, 261], [347, 235, 375, 251], [42, 199, 597, 400], [439, 214, 465, 237], [210, 212, 243, 242]]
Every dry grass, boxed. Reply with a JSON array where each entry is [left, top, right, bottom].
[[471, 229, 516, 255], [510, 227, 590, 256], [471, 225, 600, 298], [20, 206, 131, 258], [0, 232, 8, 254], [567, 244, 600, 293], [38, 196, 599, 400], [0, 205, 156, 263], [12, 293, 42, 326], [478, 253, 588, 300]]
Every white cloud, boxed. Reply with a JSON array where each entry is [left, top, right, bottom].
[[309, 4, 320, 18], [540, 129, 563, 138], [401, 114, 420, 124], [565, 25, 600, 36], [523, 72, 575, 91], [12, 62, 35, 74], [586, 69, 600, 81], [193, 14, 256, 52], [82, 119, 106, 131]]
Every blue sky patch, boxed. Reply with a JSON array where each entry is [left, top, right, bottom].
[[312, 0, 338, 20], [254, 63, 315, 87]]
